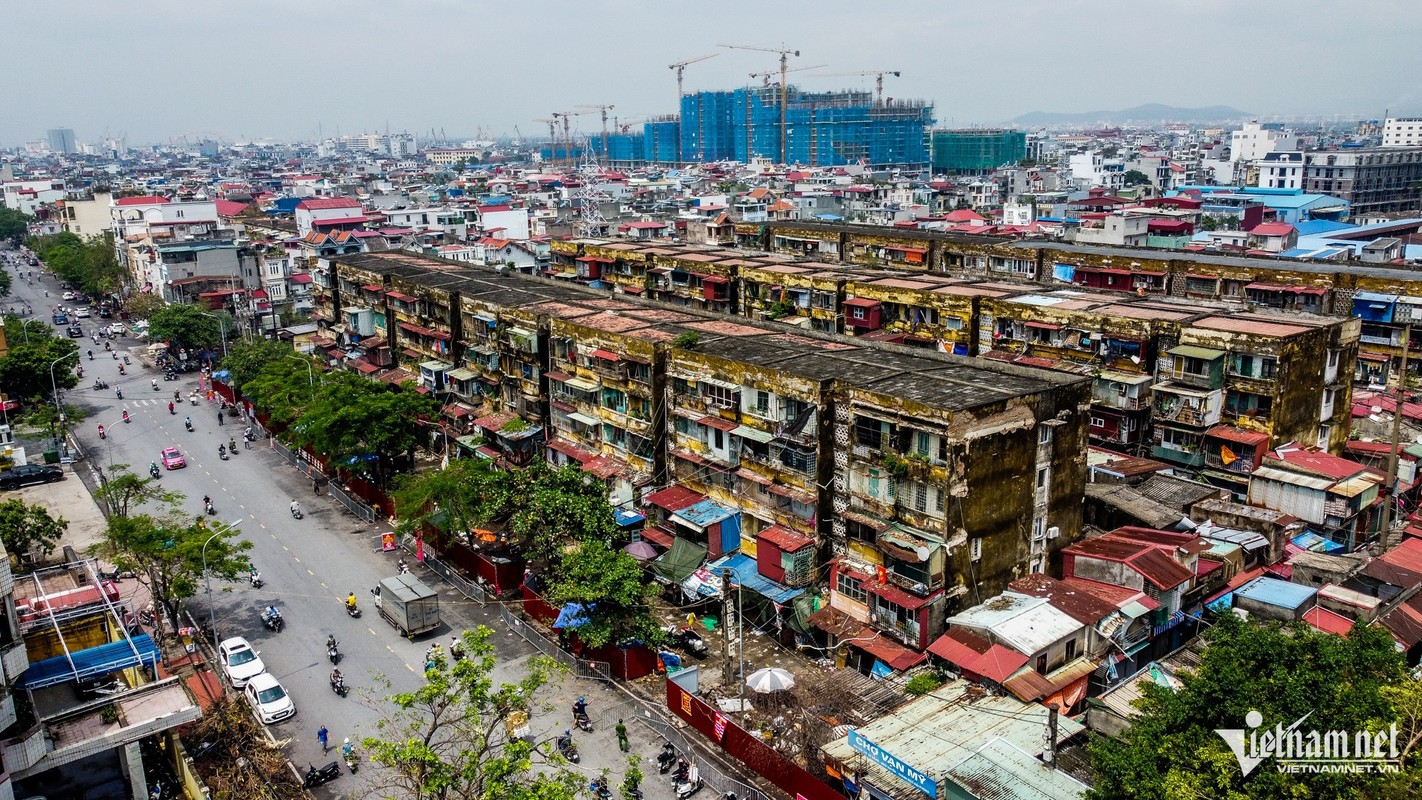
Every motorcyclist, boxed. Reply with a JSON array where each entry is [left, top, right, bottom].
[[345, 592, 357, 612], [173, 390, 180, 401], [327, 634, 338, 651], [556, 730, 574, 753], [263, 605, 280, 622], [330, 667, 344, 689], [184, 415, 192, 430], [573, 696, 588, 719], [218, 444, 227, 458], [151, 378, 158, 390], [168, 401, 175, 414], [97, 424, 105, 438], [116, 387, 123, 399], [149, 462, 160, 478], [87, 349, 93, 360], [290, 500, 302, 516]]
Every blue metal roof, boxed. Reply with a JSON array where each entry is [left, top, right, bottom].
[[1292, 219, 1354, 236], [1354, 291, 1399, 304], [674, 499, 736, 528], [20, 634, 161, 689], [1234, 576, 1317, 610], [706, 553, 804, 604]]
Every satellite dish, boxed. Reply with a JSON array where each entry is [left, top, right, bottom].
[[915, 546, 932, 561]]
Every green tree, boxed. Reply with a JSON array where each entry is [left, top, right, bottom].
[[4, 316, 53, 347], [30, 231, 125, 297], [123, 292, 166, 321], [292, 374, 439, 487], [0, 336, 81, 404], [92, 513, 251, 631], [505, 463, 621, 567], [147, 303, 223, 351], [240, 353, 319, 428], [94, 463, 185, 518], [221, 338, 295, 392], [391, 457, 506, 539], [0, 498, 67, 558], [360, 626, 581, 800], [1122, 169, 1152, 187], [0, 207, 34, 243], [545, 540, 660, 648], [1087, 614, 1418, 800]]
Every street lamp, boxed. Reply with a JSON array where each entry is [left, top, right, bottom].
[[202, 518, 244, 644], [286, 354, 314, 386], [200, 312, 229, 359], [47, 351, 79, 451]]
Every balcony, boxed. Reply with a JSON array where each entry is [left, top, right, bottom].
[[1151, 442, 1206, 468], [871, 612, 922, 649], [1092, 385, 1149, 411], [1, 641, 28, 683]]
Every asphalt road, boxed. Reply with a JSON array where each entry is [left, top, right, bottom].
[[9, 261, 687, 800]]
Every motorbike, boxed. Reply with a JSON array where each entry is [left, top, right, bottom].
[[228, 438, 238, 456], [302, 761, 342, 789], [330, 674, 348, 697], [590, 778, 612, 800], [658, 742, 678, 774], [163, 372, 177, 381], [98, 425, 106, 440], [345, 600, 362, 619], [138, 607, 156, 627], [623, 782, 645, 800], [261, 608, 283, 632], [184, 418, 193, 432], [574, 709, 594, 733], [92, 379, 107, 390], [249, 570, 263, 589], [675, 776, 704, 800], [189, 393, 199, 406], [328, 642, 340, 665], [664, 625, 708, 658], [123, 355, 130, 364], [672, 758, 689, 784], [123, 410, 130, 423], [116, 387, 123, 399], [204, 499, 216, 516], [149, 464, 161, 479], [151, 379, 158, 391], [291, 505, 303, 520], [556, 737, 580, 764], [397, 559, 410, 574], [218, 445, 228, 461], [342, 744, 359, 774], [117, 363, 125, 375]]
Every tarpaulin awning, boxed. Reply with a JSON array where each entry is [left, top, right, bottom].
[[553, 603, 592, 630], [672, 499, 737, 532], [707, 553, 805, 604], [19, 634, 162, 689], [544, 370, 572, 382], [1168, 344, 1225, 360], [649, 536, 707, 584], [563, 376, 600, 392]]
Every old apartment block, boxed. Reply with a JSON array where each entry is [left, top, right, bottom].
[[308, 252, 1091, 667]]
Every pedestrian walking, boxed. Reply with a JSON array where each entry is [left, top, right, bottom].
[[616, 719, 629, 752], [313, 476, 321, 494], [318, 725, 329, 753]]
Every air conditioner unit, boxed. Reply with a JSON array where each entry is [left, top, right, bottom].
[[1047, 526, 1060, 540]]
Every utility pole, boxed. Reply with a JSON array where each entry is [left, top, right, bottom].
[[721, 567, 738, 691], [1044, 708, 1059, 767], [1380, 322, 1412, 547]]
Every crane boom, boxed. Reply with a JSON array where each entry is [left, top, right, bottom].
[[749, 64, 825, 88], [808, 69, 901, 103], [719, 43, 800, 162], [669, 52, 719, 103]]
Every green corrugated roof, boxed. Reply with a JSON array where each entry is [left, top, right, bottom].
[[1168, 344, 1225, 360]]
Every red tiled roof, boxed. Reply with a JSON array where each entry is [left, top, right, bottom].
[[1057, 577, 1160, 611], [473, 411, 517, 432], [1266, 445, 1369, 481], [640, 526, 676, 548], [298, 197, 363, 210], [1302, 606, 1354, 637], [546, 438, 594, 462], [1250, 222, 1296, 236], [756, 524, 813, 553], [1008, 574, 1117, 625], [215, 199, 249, 216], [1381, 593, 1422, 649], [1205, 425, 1270, 447], [289, 273, 313, 284], [868, 580, 940, 610], [926, 628, 1029, 684], [843, 297, 881, 308], [643, 485, 706, 513]]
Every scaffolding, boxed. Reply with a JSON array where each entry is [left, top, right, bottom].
[[931, 129, 1028, 174], [643, 116, 682, 164], [682, 87, 933, 168]]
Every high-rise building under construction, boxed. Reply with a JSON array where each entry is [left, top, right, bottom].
[[678, 86, 933, 168]]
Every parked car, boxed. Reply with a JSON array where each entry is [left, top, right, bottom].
[[218, 637, 266, 688], [0, 464, 64, 490], [160, 447, 186, 469], [244, 673, 295, 723]]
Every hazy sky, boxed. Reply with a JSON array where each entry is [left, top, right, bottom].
[[6, 0, 1421, 146]]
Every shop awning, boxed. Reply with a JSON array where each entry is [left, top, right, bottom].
[[757, 525, 814, 553], [843, 297, 881, 308], [699, 415, 738, 432], [567, 412, 600, 427], [852, 631, 928, 671], [730, 424, 774, 443], [590, 349, 622, 362]]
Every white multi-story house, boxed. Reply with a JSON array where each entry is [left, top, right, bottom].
[[1257, 151, 1306, 189], [1, 179, 65, 214], [295, 197, 367, 236], [1382, 117, 1422, 148], [1230, 121, 1299, 165], [380, 207, 468, 241]]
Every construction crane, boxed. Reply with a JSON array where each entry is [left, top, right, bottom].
[[749, 64, 825, 88], [719, 42, 800, 163], [669, 52, 719, 102], [576, 104, 617, 151], [536, 117, 559, 163], [811, 69, 902, 104], [554, 110, 599, 168]]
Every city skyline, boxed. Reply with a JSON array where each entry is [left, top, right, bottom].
[[5, 0, 1422, 147]]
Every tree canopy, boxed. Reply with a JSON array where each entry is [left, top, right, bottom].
[[291, 372, 439, 487], [147, 303, 225, 351], [1087, 613, 1422, 800], [221, 338, 296, 392], [0, 327, 80, 403], [0, 498, 67, 559], [360, 626, 581, 800], [29, 231, 126, 297], [0, 207, 33, 243], [545, 539, 661, 648], [1122, 169, 1152, 187], [91, 513, 251, 631], [238, 351, 320, 428], [122, 292, 166, 321], [94, 463, 185, 518]]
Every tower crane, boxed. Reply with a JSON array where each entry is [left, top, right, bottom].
[[810, 69, 902, 104], [554, 110, 599, 168], [576, 104, 617, 152], [669, 53, 719, 103], [749, 64, 826, 88], [536, 117, 559, 163], [718, 42, 800, 163]]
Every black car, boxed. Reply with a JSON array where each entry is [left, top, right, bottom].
[[66, 324, 83, 338], [0, 464, 64, 490]]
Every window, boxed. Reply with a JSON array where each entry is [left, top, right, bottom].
[[836, 572, 868, 604], [1036, 468, 1049, 489], [944, 316, 964, 331], [1064, 639, 1077, 661], [1030, 557, 1045, 574], [1038, 425, 1052, 444], [970, 537, 982, 561], [1090, 416, 1106, 428], [753, 390, 772, 417], [850, 306, 866, 321], [703, 383, 739, 409]]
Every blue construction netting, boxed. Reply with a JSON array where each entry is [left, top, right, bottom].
[[19, 634, 161, 689]]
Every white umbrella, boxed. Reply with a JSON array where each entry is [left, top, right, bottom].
[[745, 667, 795, 693]]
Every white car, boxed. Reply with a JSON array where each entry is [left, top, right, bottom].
[[218, 637, 266, 687], [244, 672, 295, 723], [61, 291, 75, 301], [75, 307, 91, 318]]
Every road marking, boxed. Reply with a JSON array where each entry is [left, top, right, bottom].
[[239, 504, 246, 509], [292, 555, 299, 561], [369, 628, 378, 636], [320, 582, 327, 589], [282, 546, 289, 551], [405, 663, 415, 672], [307, 569, 314, 576], [259, 524, 267, 530]]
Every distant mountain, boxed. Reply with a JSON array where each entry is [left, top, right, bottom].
[[1010, 104, 1249, 126]]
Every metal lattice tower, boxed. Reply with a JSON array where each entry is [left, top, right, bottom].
[[575, 138, 610, 238]]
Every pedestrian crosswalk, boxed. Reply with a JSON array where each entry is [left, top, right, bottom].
[[124, 398, 207, 408]]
